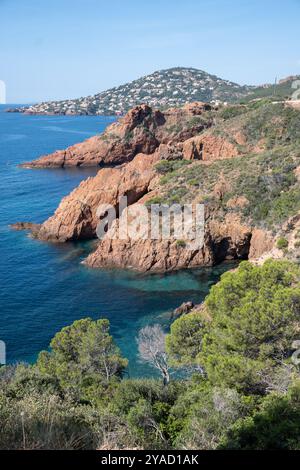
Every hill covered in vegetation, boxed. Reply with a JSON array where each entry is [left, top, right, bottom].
[[241, 75, 300, 103], [8, 68, 299, 116], [2, 67, 271, 115]]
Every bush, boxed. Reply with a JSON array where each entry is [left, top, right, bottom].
[[108, 379, 185, 448], [0, 365, 107, 450], [276, 237, 289, 249], [170, 381, 251, 449], [155, 159, 190, 175], [175, 240, 186, 248], [219, 106, 247, 120], [221, 380, 300, 450]]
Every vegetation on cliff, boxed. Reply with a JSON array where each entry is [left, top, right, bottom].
[[1, 260, 300, 450], [149, 103, 300, 236], [17, 99, 300, 272]]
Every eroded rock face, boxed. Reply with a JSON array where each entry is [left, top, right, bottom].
[[37, 152, 159, 241], [83, 211, 252, 273], [287, 100, 300, 111], [10, 222, 41, 235], [84, 235, 213, 272], [21, 102, 213, 169], [213, 174, 232, 201], [248, 228, 274, 259], [172, 301, 195, 318], [182, 133, 241, 161], [22, 105, 160, 168], [16, 101, 282, 273], [208, 214, 252, 262]]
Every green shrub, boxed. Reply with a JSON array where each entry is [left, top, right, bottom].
[[276, 237, 289, 249], [221, 380, 300, 450], [187, 116, 206, 128], [170, 381, 252, 449], [155, 159, 190, 175], [145, 196, 164, 206], [219, 106, 246, 120], [175, 240, 186, 248]]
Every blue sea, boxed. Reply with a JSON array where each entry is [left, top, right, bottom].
[[0, 105, 231, 376]]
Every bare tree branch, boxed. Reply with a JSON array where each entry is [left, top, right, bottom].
[[137, 325, 170, 385]]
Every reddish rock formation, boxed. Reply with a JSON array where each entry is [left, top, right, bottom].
[[226, 195, 249, 209], [155, 143, 183, 161], [172, 301, 195, 318], [84, 212, 252, 273], [84, 234, 213, 272], [36, 152, 160, 242], [182, 133, 241, 161], [16, 101, 283, 273], [213, 174, 232, 201], [10, 222, 40, 230], [22, 105, 160, 168], [287, 100, 300, 111], [207, 213, 252, 262], [10, 222, 41, 235], [248, 228, 274, 259], [21, 102, 213, 169]]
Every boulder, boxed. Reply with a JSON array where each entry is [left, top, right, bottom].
[[172, 301, 195, 318]]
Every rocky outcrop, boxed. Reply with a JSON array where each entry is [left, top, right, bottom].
[[182, 133, 241, 161], [248, 228, 274, 259], [172, 301, 195, 318], [84, 235, 212, 272], [18, 101, 296, 274], [83, 211, 252, 273], [36, 152, 159, 242], [213, 174, 232, 201], [207, 213, 252, 262], [21, 102, 213, 169], [226, 196, 249, 209], [287, 100, 300, 111], [10, 222, 41, 235], [21, 105, 161, 168]]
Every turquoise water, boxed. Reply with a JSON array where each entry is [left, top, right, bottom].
[[0, 105, 232, 377]]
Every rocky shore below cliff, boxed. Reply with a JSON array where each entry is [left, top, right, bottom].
[[14, 100, 300, 272]]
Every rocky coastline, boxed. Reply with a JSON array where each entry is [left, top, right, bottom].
[[14, 100, 300, 272]]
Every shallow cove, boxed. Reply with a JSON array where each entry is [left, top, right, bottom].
[[0, 105, 235, 377]]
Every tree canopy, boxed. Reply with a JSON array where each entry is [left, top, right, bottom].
[[37, 318, 128, 395], [167, 260, 300, 393]]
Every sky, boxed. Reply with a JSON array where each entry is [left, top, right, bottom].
[[0, 0, 299, 103]]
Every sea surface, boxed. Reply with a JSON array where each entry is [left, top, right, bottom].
[[0, 105, 232, 376]]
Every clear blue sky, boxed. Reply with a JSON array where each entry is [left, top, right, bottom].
[[1, 0, 299, 103]]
